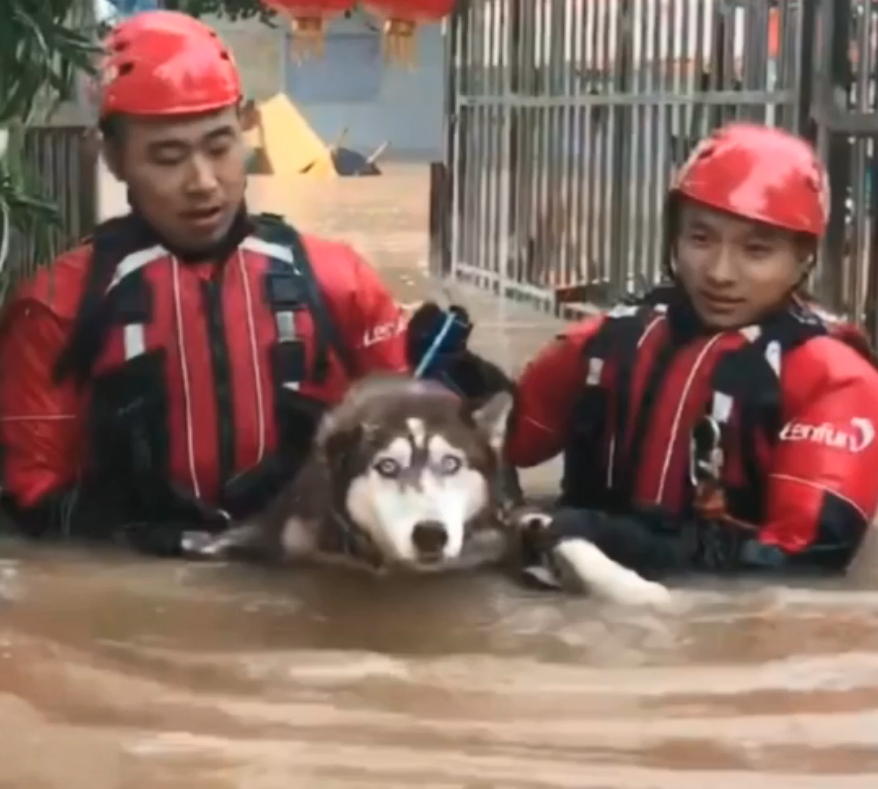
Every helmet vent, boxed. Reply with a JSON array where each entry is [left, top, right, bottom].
[[118, 61, 134, 76]]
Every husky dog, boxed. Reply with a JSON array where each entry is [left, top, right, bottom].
[[186, 374, 516, 572]]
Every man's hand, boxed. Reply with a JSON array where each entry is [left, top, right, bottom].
[[121, 502, 232, 559], [507, 505, 563, 590], [406, 301, 514, 402], [405, 301, 473, 374]]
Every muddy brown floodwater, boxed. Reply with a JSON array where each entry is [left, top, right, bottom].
[[2, 166, 878, 788]]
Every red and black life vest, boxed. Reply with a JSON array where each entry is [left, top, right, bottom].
[[560, 286, 847, 525], [54, 212, 355, 525]]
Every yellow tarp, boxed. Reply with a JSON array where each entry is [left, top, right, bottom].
[[244, 92, 334, 178], [243, 93, 382, 178]]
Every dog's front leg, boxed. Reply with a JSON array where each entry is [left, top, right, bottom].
[[552, 538, 674, 610], [510, 507, 674, 610]]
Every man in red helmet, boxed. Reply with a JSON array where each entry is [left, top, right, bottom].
[[507, 123, 878, 603], [0, 10, 507, 556]]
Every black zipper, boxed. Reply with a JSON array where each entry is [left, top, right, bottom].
[[201, 274, 235, 490]]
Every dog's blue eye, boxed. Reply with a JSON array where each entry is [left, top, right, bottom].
[[374, 458, 402, 478], [438, 455, 462, 475]]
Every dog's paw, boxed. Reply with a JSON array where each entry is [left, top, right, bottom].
[[507, 505, 553, 533]]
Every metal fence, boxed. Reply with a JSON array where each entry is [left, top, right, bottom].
[[437, 0, 878, 332], [2, 125, 97, 299], [812, 0, 878, 338]]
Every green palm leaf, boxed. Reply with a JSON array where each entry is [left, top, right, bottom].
[[0, 0, 99, 301]]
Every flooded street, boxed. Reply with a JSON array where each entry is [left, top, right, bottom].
[[2, 165, 878, 788]]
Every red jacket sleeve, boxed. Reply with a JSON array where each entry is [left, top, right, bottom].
[[0, 251, 90, 509], [309, 237, 408, 378], [756, 335, 878, 570], [505, 317, 605, 468]]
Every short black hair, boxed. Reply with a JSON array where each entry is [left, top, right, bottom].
[[98, 113, 125, 144]]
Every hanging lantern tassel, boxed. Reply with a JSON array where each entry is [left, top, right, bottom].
[[381, 17, 418, 68], [289, 15, 327, 62]]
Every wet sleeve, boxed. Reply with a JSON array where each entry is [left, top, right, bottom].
[[752, 339, 878, 573], [505, 321, 601, 468], [338, 245, 408, 377], [0, 299, 86, 514]]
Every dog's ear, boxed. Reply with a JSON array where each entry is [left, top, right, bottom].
[[471, 390, 514, 451]]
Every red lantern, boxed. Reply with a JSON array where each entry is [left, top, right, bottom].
[[263, 1, 356, 60], [364, 0, 456, 67]]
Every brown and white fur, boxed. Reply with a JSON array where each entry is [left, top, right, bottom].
[[185, 374, 516, 573], [185, 374, 674, 608]]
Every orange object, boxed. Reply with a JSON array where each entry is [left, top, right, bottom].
[[364, 0, 456, 66], [263, 0, 357, 60]]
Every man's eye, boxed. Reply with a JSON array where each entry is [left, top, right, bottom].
[[745, 244, 772, 258], [206, 142, 231, 158]]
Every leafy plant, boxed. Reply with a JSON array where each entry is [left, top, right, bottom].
[[167, 0, 278, 23], [0, 0, 99, 296]]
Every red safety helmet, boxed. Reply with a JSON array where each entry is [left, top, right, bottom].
[[99, 10, 242, 118], [671, 123, 829, 238]]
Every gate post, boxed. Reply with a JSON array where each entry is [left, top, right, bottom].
[[608, 0, 634, 298], [817, 0, 853, 313], [428, 161, 451, 278]]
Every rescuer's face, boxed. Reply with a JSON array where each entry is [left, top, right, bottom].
[[104, 106, 247, 253], [673, 201, 812, 329]]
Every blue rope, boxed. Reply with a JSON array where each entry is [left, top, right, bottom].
[[413, 310, 458, 379]]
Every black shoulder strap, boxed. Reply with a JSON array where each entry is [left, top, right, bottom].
[[707, 307, 829, 518], [252, 213, 357, 379], [53, 215, 143, 387], [577, 303, 660, 501]]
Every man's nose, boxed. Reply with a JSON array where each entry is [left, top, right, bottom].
[[186, 153, 219, 193], [705, 244, 736, 284]]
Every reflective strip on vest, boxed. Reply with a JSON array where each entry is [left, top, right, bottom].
[[240, 236, 301, 273], [106, 245, 167, 293], [275, 310, 300, 391], [124, 323, 145, 359], [711, 390, 734, 424]]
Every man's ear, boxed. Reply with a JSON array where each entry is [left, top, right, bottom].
[[471, 390, 514, 451]]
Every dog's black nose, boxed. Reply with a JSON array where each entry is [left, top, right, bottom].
[[412, 520, 448, 558]]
